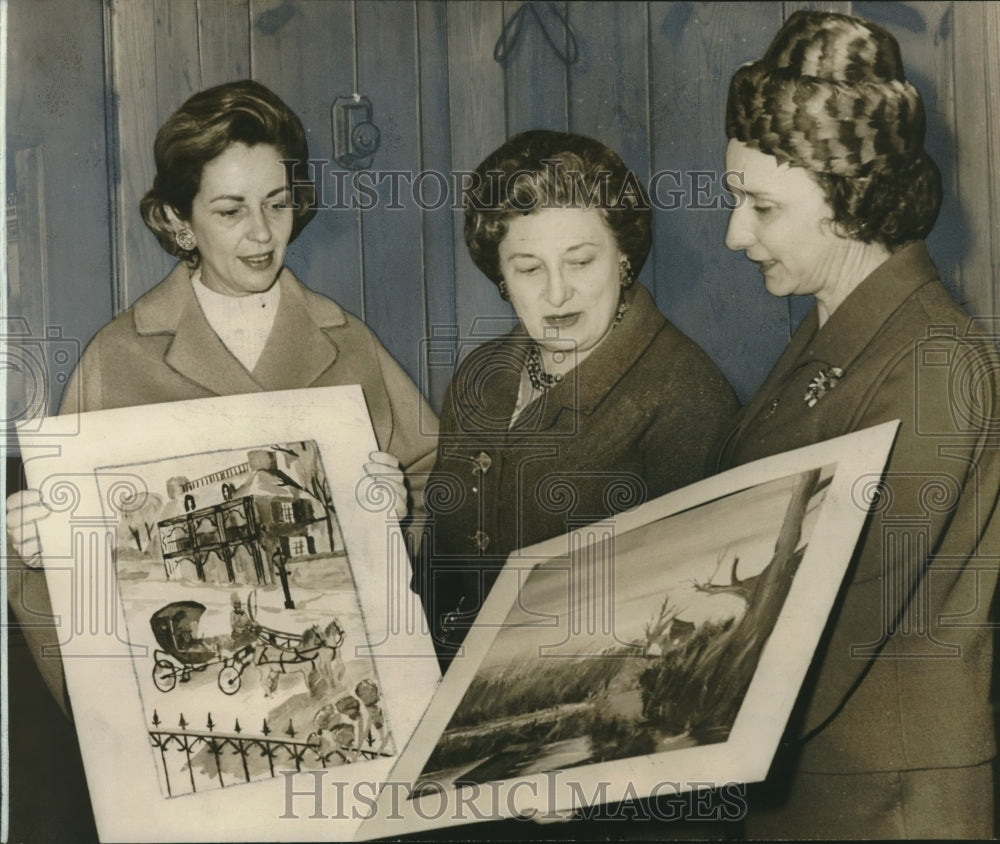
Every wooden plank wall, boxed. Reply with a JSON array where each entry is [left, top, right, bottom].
[[5, 0, 112, 422], [104, 0, 1000, 410]]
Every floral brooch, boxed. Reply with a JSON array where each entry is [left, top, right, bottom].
[[804, 366, 844, 407]]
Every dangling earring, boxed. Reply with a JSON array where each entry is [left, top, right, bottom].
[[618, 255, 634, 289], [174, 228, 197, 252], [498, 280, 510, 301]]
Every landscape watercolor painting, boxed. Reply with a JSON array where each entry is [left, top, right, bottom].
[[103, 440, 393, 797], [358, 423, 897, 840], [417, 467, 832, 789]]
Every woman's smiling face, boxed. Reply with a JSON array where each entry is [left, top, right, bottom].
[[498, 206, 624, 356], [724, 139, 850, 301], [181, 142, 294, 296]]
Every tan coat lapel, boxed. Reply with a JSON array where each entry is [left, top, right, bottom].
[[252, 271, 344, 390], [132, 265, 349, 396]]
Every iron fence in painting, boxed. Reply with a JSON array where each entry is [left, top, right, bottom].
[[148, 711, 389, 797]]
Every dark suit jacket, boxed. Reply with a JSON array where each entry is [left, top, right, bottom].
[[713, 241, 1000, 831], [422, 282, 739, 651]]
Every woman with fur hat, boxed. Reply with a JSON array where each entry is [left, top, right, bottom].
[[714, 10, 1000, 838]]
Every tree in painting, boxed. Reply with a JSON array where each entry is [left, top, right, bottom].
[[116, 491, 164, 554], [638, 468, 827, 740]]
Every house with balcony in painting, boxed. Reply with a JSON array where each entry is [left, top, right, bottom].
[[156, 449, 337, 586]]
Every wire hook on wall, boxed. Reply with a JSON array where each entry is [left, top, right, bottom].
[[493, 2, 579, 66]]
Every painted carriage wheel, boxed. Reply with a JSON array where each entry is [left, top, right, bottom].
[[152, 659, 177, 692], [217, 665, 242, 695]]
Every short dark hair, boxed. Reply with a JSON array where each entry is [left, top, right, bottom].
[[140, 79, 317, 261], [726, 10, 941, 247], [464, 130, 652, 285], [804, 161, 941, 247]]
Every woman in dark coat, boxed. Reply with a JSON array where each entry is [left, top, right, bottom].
[[714, 11, 1000, 838], [421, 130, 739, 662]]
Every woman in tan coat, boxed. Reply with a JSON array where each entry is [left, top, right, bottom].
[[8, 79, 437, 743]]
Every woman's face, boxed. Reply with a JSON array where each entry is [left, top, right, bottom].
[[724, 139, 851, 300], [180, 142, 294, 296], [498, 207, 623, 355]]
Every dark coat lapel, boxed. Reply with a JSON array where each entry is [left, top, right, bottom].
[[730, 242, 939, 434], [800, 241, 938, 374], [514, 283, 666, 433]]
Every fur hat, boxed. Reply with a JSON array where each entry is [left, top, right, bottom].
[[726, 10, 926, 177]]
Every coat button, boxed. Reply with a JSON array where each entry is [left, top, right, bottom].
[[472, 451, 493, 474], [471, 530, 490, 551]]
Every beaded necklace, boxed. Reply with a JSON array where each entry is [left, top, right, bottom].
[[525, 294, 629, 393], [525, 344, 562, 392]]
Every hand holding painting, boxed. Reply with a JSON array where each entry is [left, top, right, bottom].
[[5, 488, 49, 568]]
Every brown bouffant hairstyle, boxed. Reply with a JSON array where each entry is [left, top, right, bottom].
[[464, 130, 652, 285], [726, 10, 941, 247], [140, 79, 317, 262]]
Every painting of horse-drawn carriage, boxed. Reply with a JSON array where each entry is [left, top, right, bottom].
[[149, 591, 345, 698], [20, 385, 441, 838], [105, 438, 398, 797], [149, 600, 256, 695]]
